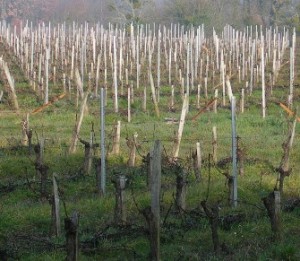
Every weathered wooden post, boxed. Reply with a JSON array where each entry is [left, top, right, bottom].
[[276, 118, 297, 194], [111, 121, 121, 155], [79, 130, 97, 176], [237, 137, 245, 176], [65, 212, 79, 261], [213, 89, 218, 113], [95, 53, 100, 97], [112, 175, 127, 225], [21, 114, 29, 146], [197, 84, 201, 109], [249, 40, 256, 95], [262, 190, 281, 241], [180, 77, 185, 98], [51, 173, 61, 237], [172, 94, 189, 158], [34, 137, 49, 199], [2, 61, 19, 111], [192, 142, 202, 182], [71, 45, 75, 80], [148, 140, 162, 260], [240, 88, 245, 113], [53, 66, 56, 84], [149, 70, 160, 117], [143, 85, 147, 112], [62, 73, 66, 93], [175, 164, 187, 212], [127, 132, 138, 167], [0, 90, 3, 103], [201, 200, 220, 252], [75, 67, 84, 99], [128, 85, 131, 123], [170, 85, 175, 111], [69, 91, 89, 154], [204, 77, 208, 99], [186, 42, 190, 97], [225, 75, 233, 102]]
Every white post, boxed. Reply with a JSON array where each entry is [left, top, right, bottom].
[[231, 96, 238, 207], [261, 36, 266, 118], [127, 86, 131, 123], [100, 88, 106, 195], [289, 46, 294, 108], [113, 36, 118, 113], [44, 48, 50, 104], [157, 31, 161, 90]]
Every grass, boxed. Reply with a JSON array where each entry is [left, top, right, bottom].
[[1, 88, 300, 260]]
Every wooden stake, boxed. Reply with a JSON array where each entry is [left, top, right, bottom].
[[113, 175, 127, 225], [213, 89, 218, 113], [150, 140, 162, 260], [65, 212, 79, 261], [225, 75, 233, 102], [149, 70, 160, 117], [128, 86, 131, 123], [127, 133, 138, 167], [143, 85, 147, 112], [277, 118, 297, 194], [240, 88, 245, 113], [175, 166, 187, 211], [173, 95, 188, 158], [197, 84, 201, 109], [192, 142, 202, 181], [21, 113, 29, 146], [262, 190, 281, 241], [167, 85, 173, 111], [201, 201, 220, 252], [69, 91, 89, 153], [51, 173, 61, 236], [2, 61, 19, 110], [111, 121, 121, 155]]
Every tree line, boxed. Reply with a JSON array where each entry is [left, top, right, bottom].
[[0, 0, 300, 30]]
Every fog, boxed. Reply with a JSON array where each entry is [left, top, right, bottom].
[[0, 0, 299, 29]]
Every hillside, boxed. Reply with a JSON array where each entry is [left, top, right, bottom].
[[0, 23, 299, 260]]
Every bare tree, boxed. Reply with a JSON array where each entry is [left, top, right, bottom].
[[108, 0, 156, 24], [241, 0, 293, 26], [161, 0, 242, 30]]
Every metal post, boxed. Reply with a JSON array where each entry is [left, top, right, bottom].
[[231, 96, 238, 207], [100, 88, 106, 195]]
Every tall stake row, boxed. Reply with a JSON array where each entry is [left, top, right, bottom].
[[0, 22, 295, 117]]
